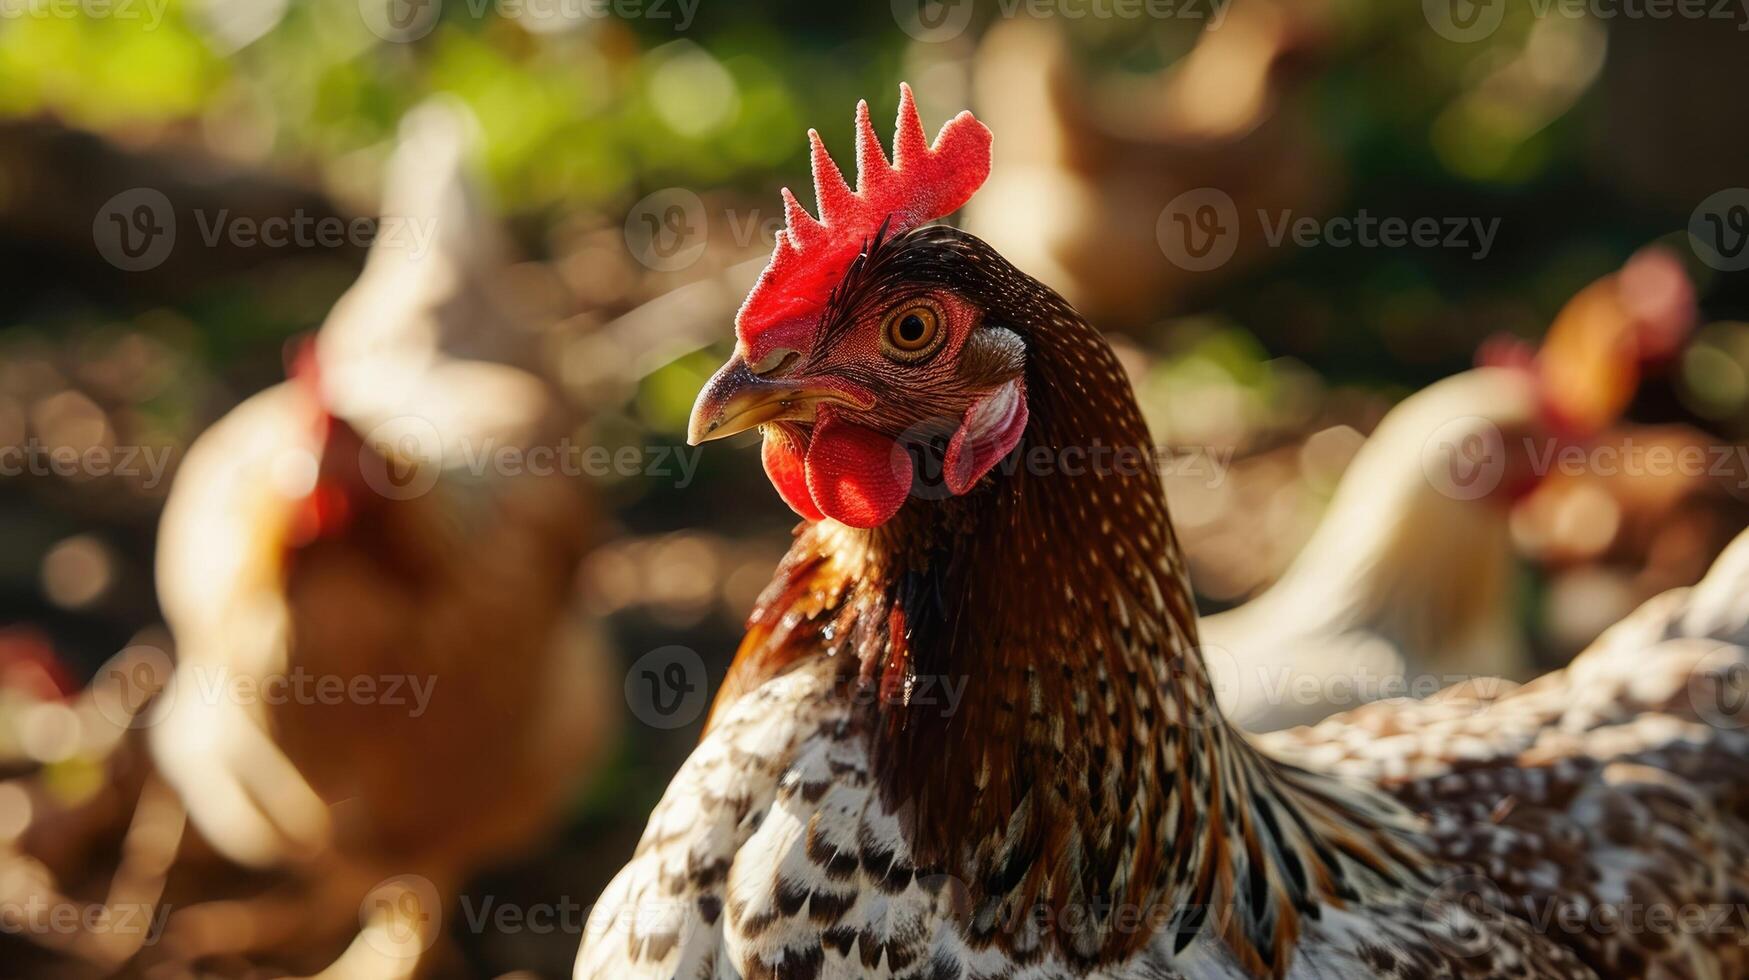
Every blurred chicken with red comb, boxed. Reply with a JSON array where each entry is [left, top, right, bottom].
[[145, 98, 617, 973], [1206, 245, 1698, 733]]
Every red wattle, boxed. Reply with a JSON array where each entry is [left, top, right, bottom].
[[805, 411, 912, 528], [761, 426, 824, 522]]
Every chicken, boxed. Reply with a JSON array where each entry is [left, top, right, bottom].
[[1203, 247, 1696, 732], [963, 9, 1336, 324], [576, 86, 1749, 980], [147, 100, 615, 969]]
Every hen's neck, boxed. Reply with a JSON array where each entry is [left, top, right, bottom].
[[879, 305, 1256, 963], [722, 296, 1424, 974]]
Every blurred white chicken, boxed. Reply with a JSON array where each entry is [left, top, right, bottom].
[[1206, 247, 1695, 731], [148, 99, 616, 972]]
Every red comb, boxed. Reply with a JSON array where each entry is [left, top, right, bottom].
[[735, 83, 992, 361]]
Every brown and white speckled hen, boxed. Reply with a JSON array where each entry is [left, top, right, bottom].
[[576, 86, 1749, 980]]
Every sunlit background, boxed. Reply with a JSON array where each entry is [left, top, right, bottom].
[[3, 0, 1749, 975]]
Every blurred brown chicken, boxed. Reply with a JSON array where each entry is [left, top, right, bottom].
[[963, 4, 1336, 323], [144, 100, 617, 974]]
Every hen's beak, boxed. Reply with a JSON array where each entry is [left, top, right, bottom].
[[688, 355, 873, 445]]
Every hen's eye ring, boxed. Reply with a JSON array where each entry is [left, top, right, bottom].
[[881, 302, 945, 362]]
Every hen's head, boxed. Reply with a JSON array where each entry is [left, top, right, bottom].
[[688, 86, 1034, 529], [271, 341, 464, 598], [1480, 245, 1695, 440]]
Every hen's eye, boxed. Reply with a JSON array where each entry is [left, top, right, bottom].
[[881, 302, 945, 362]]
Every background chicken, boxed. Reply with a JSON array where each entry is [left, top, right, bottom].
[[145, 100, 616, 973], [580, 86, 1749, 980], [0, 642, 179, 975], [962, 5, 1337, 325], [1204, 246, 1697, 731]]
